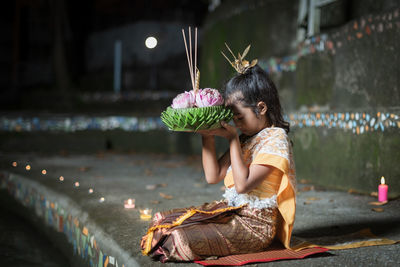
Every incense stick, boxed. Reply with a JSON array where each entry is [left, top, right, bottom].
[[194, 27, 198, 94], [188, 27, 195, 90], [182, 27, 200, 92], [182, 29, 194, 91]]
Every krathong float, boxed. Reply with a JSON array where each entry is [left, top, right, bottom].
[[161, 27, 233, 132]]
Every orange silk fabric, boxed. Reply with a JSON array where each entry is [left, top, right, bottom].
[[224, 140, 296, 249]]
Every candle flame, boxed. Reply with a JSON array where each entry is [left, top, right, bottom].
[[128, 199, 132, 205], [141, 208, 152, 215], [381, 176, 385, 185]]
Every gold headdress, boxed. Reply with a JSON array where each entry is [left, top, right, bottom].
[[221, 43, 258, 74]]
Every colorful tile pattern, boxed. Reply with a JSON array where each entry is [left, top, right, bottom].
[[0, 116, 164, 132], [259, 8, 400, 74], [0, 173, 124, 267], [286, 111, 400, 134], [0, 111, 399, 134]]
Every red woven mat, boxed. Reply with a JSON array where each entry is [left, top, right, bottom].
[[194, 242, 329, 266]]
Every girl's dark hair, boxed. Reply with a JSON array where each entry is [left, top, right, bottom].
[[224, 64, 290, 133]]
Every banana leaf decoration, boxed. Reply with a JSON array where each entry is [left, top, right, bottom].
[[161, 106, 233, 132]]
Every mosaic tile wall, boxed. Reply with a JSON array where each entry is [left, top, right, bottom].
[[1, 111, 399, 134], [0, 173, 129, 267], [0, 116, 164, 132], [288, 111, 400, 134], [259, 8, 400, 74]]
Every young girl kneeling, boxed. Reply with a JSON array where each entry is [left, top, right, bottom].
[[141, 64, 296, 262]]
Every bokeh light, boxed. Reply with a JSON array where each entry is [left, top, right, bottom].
[[145, 36, 157, 49]]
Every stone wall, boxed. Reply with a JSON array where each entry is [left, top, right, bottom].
[[200, 0, 298, 89], [201, 0, 400, 196]]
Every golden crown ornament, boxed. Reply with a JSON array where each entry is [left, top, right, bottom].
[[221, 43, 258, 74]]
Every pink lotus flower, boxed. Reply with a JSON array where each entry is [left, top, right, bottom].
[[171, 88, 224, 108], [171, 91, 196, 108], [195, 88, 224, 107]]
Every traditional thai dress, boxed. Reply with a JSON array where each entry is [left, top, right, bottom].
[[141, 126, 296, 262]]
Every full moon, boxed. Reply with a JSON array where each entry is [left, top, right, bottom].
[[145, 36, 157, 49]]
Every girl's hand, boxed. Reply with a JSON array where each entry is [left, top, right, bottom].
[[220, 121, 238, 140], [198, 121, 238, 140]]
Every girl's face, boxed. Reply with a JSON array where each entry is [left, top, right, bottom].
[[228, 100, 268, 137]]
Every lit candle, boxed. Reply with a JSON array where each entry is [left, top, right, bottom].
[[88, 188, 94, 194], [59, 176, 64, 182], [124, 198, 136, 209], [378, 176, 388, 202], [74, 181, 80, 187], [99, 197, 105, 203], [42, 169, 47, 175], [26, 164, 31, 171], [140, 208, 152, 220], [12, 161, 17, 167]]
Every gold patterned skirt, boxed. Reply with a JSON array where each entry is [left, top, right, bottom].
[[140, 201, 278, 262]]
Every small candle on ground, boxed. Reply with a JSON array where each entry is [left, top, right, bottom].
[[124, 198, 136, 209], [140, 209, 152, 220], [378, 176, 388, 202], [12, 161, 17, 167], [26, 165, 31, 171]]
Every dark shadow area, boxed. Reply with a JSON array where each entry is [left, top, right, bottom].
[[304, 251, 335, 259], [0, 190, 70, 267], [295, 217, 400, 238]]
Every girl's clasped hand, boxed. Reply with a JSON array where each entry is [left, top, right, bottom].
[[197, 121, 238, 140]]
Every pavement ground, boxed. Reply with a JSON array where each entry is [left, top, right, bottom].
[[0, 152, 399, 267]]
